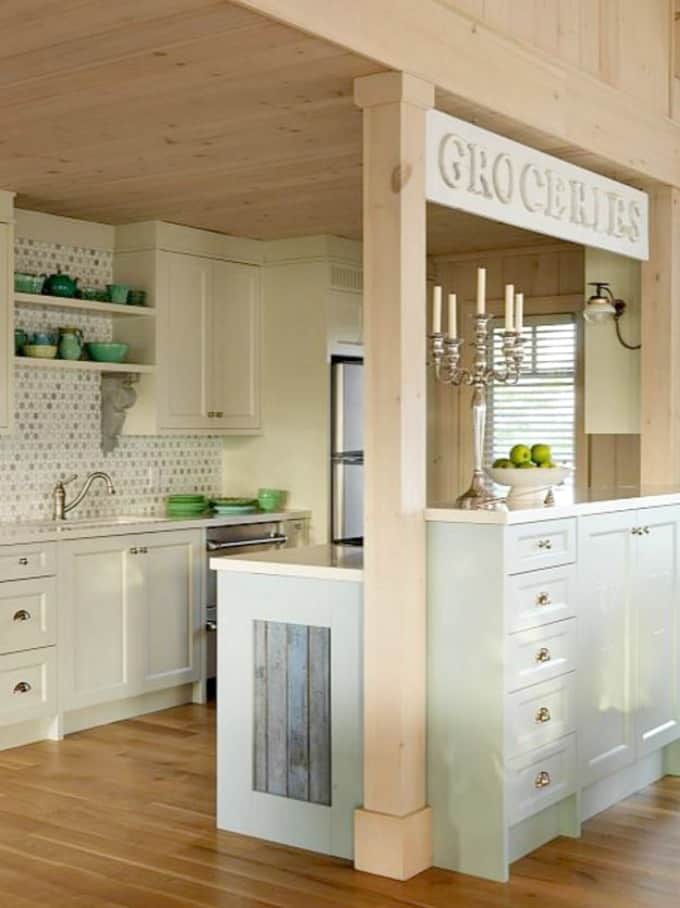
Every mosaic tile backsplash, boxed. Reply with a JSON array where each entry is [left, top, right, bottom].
[[3, 236, 224, 522]]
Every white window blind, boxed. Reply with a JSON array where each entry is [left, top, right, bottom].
[[485, 314, 577, 471]]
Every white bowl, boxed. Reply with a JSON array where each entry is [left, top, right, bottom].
[[486, 464, 572, 506]]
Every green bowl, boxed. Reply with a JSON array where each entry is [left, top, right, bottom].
[[257, 488, 285, 512], [15, 272, 45, 294], [86, 342, 129, 363]]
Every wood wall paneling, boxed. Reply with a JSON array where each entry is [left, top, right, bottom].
[[253, 620, 331, 806]]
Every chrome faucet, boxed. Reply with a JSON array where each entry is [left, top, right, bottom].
[[52, 472, 116, 521]]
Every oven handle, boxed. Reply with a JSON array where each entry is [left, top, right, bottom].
[[206, 620, 218, 632], [207, 535, 288, 552]]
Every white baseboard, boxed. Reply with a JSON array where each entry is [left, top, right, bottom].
[[62, 685, 194, 735], [581, 752, 664, 823]]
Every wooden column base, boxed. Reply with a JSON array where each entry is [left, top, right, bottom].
[[354, 806, 433, 880]]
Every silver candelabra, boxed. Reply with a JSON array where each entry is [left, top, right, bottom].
[[429, 314, 524, 509]]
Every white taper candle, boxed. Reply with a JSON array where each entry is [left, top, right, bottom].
[[515, 292, 524, 332], [476, 267, 486, 315], [447, 292, 457, 338], [432, 285, 442, 333], [504, 283, 514, 332]]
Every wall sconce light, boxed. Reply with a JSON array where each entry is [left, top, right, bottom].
[[583, 282, 641, 351]]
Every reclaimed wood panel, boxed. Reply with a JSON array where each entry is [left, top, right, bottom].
[[286, 623, 310, 801], [309, 626, 332, 806], [253, 619, 331, 805], [265, 621, 288, 796]]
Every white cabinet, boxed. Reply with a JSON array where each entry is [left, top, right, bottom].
[[578, 511, 636, 785], [159, 253, 212, 429], [633, 507, 680, 755], [114, 223, 262, 436], [59, 535, 137, 711], [59, 529, 202, 713], [138, 531, 202, 693], [578, 506, 680, 784]]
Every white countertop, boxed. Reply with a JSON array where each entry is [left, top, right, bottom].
[[210, 543, 363, 582], [426, 486, 680, 525], [0, 510, 310, 546]]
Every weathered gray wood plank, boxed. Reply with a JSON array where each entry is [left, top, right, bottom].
[[266, 621, 288, 796], [309, 625, 331, 806], [252, 620, 268, 792], [286, 624, 310, 801]]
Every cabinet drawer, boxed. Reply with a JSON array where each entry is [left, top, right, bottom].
[[505, 565, 576, 633], [505, 619, 577, 692], [508, 734, 577, 825], [0, 648, 56, 727], [505, 519, 576, 574], [0, 578, 56, 656], [505, 673, 576, 756], [0, 542, 56, 582]]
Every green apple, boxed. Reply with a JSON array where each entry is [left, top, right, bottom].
[[517, 461, 537, 469], [510, 444, 532, 466], [539, 461, 556, 469], [493, 458, 514, 469], [531, 443, 552, 465]]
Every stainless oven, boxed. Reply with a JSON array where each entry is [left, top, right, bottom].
[[205, 520, 302, 684]]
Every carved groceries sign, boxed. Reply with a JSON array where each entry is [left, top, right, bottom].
[[426, 109, 649, 260]]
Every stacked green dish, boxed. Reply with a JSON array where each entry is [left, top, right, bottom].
[[210, 497, 258, 516], [166, 494, 207, 517]]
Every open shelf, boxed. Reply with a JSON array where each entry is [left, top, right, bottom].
[[14, 356, 155, 374], [15, 292, 155, 319]]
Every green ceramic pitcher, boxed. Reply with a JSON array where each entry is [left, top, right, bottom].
[[58, 326, 84, 361]]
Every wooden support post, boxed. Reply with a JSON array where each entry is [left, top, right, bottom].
[[641, 186, 680, 485], [353, 71, 433, 881]]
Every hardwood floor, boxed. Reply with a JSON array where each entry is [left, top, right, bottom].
[[0, 705, 679, 907]]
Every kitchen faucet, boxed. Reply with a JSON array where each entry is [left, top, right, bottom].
[[52, 472, 116, 521]]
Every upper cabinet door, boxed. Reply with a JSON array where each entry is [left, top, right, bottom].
[[158, 252, 212, 429], [210, 261, 261, 431], [578, 510, 636, 786], [633, 506, 680, 756]]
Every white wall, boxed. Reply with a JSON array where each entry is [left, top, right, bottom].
[[584, 248, 641, 434]]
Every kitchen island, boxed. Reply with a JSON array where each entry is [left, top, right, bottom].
[[211, 544, 363, 859], [427, 485, 680, 881]]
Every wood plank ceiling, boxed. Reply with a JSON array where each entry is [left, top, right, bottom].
[[0, 0, 572, 253]]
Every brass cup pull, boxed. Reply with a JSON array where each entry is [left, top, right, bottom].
[[13, 681, 32, 695], [535, 647, 552, 664], [534, 770, 551, 789], [129, 547, 139, 555], [12, 609, 31, 622], [207, 411, 216, 418], [535, 706, 552, 724], [215, 411, 224, 418], [536, 592, 552, 606], [139, 546, 148, 554], [537, 539, 552, 550], [18, 557, 29, 566]]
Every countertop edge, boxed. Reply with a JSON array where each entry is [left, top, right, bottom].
[[0, 510, 311, 546]]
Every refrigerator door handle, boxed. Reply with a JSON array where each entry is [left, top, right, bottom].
[[332, 461, 345, 542]]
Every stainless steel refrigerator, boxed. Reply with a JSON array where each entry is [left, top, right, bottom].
[[331, 357, 364, 545]]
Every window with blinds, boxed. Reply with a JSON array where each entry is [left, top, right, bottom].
[[485, 314, 577, 472]]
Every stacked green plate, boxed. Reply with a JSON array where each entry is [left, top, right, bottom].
[[166, 494, 207, 517], [210, 497, 258, 516]]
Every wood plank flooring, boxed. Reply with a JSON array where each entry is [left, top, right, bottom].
[[0, 704, 679, 907]]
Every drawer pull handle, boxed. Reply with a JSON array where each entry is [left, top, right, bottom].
[[13, 681, 32, 695], [18, 557, 29, 566], [129, 547, 139, 555], [535, 706, 552, 724], [536, 592, 552, 606], [207, 411, 215, 418], [13, 609, 31, 622], [215, 411, 224, 418], [534, 770, 552, 789], [537, 539, 552, 550], [139, 547, 148, 554], [535, 647, 552, 664]]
